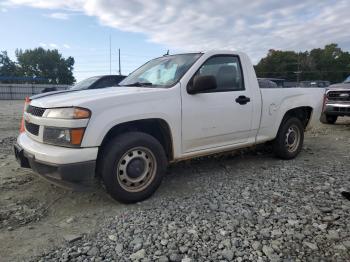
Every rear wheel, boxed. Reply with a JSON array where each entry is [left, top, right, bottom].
[[99, 132, 167, 203], [273, 117, 304, 159], [325, 115, 337, 124]]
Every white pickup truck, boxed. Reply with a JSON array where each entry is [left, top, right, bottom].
[[15, 50, 324, 203]]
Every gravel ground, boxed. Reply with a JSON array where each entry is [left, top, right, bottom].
[[0, 100, 349, 261]]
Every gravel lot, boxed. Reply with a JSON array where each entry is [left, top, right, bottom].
[[0, 100, 349, 261]]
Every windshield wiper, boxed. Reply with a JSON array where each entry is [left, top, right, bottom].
[[120, 82, 153, 87]]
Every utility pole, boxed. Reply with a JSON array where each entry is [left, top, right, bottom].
[[109, 35, 112, 74], [294, 51, 302, 86], [118, 48, 121, 75], [297, 52, 300, 84]]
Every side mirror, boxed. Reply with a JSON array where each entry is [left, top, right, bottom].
[[187, 75, 217, 94]]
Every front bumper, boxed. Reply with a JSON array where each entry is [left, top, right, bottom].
[[14, 133, 98, 190], [324, 103, 350, 116]]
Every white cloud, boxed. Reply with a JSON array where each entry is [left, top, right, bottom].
[[39, 42, 47, 47], [63, 44, 71, 49], [5, 0, 350, 62], [45, 12, 70, 20], [1, 7, 8, 12], [49, 43, 58, 48]]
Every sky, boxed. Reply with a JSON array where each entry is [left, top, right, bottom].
[[1, 0, 350, 82]]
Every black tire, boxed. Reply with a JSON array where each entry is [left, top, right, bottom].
[[99, 132, 167, 203], [325, 115, 337, 124], [273, 117, 304, 160]]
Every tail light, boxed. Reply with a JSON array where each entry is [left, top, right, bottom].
[[19, 97, 31, 133]]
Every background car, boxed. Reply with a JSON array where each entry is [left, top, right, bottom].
[[258, 78, 278, 88], [322, 75, 350, 124], [70, 75, 126, 90]]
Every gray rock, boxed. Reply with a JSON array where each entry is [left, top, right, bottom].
[[108, 235, 117, 242], [66, 217, 75, 224], [303, 241, 318, 250], [221, 249, 234, 260], [342, 240, 350, 249], [161, 239, 169, 246], [179, 246, 188, 254], [319, 207, 333, 213], [133, 243, 143, 252], [87, 247, 99, 256], [334, 244, 346, 250], [209, 203, 218, 211], [322, 215, 340, 222], [169, 253, 181, 262], [115, 243, 123, 253], [130, 249, 146, 261], [271, 229, 282, 237], [252, 241, 261, 251], [327, 230, 340, 240], [159, 255, 169, 262], [262, 245, 278, 261], [63, 234, 82, 243], [181, 256, 192, 262]]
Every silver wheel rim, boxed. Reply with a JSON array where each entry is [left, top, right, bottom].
[[116, 147, 157, 192], [285, 125, 300, 153]]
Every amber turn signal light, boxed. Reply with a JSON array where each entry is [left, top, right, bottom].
[[20, 97, 30, 133], [73, 108, 91, 119], [70, 128, 85, 145]]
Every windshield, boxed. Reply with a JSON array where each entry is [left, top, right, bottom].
[[119, 53, 202, 87], [344, 76, 350, 83], [70, 76, 100, 90]]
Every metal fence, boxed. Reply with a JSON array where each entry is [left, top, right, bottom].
[[0, 84, 70, 100]]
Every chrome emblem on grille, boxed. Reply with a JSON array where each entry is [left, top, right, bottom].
[[339, 93, 350, 97]]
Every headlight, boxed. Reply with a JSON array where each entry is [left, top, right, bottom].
[[45, 107, 91, 119], [43, 127, 85, 147]]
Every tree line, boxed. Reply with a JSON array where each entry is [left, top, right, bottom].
[[0, 47, 75, 85], [255, 44, 350, 83], [1, 44, 350, 85]]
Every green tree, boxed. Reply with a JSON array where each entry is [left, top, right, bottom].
[[0, 51, 19, 81], [254, 49, 300, 80], [308, 44, 350, 83], [16, 47, 75, 84], [255, 44, 350, 83]]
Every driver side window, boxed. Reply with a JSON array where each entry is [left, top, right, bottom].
[[197, 55, 244, 92]]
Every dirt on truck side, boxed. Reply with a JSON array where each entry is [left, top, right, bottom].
[[0, 100, 349, 261]]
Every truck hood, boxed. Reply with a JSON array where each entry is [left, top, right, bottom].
[[327, 82, 350, 90], [30, 86, 167, 108], [30, 89, 75, 100]]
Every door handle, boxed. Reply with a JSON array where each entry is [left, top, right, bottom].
[[235, 95, 250, 105]]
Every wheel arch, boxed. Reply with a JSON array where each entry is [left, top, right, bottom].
[[97, 118, 174, 165], [278, 106, 313, 133]]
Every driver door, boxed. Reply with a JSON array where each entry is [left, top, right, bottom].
[[181, 55, 254, 153]]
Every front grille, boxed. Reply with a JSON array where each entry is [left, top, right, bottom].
[[332, 107, 350, 113], [27, 105, 46, 117], [25, 121, 39, 136], [327, 91, 350, 102]]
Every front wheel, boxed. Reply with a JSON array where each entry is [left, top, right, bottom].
[[273, 117, 304, 159], [99, 132, 167, 203]]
